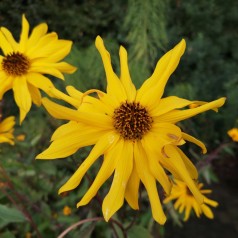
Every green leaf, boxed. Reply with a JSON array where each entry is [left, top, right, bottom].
[[128, 225, 152, 238], [0, 205, 26, 224]]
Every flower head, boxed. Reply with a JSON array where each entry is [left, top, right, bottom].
[[0, 15, 77, 123], [37, 36, 225, 224], [163, 179, 218, 221], [227, 128, 238, 142], [0, 115, 15, 145]]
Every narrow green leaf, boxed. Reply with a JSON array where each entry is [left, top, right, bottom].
[[0, 205, 26, 223]]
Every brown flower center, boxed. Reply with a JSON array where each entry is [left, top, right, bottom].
[[2, 52, 30, 76], [113, 101, 153, 140]]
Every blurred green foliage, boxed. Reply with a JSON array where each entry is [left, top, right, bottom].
[[0, 0, 238, 237]]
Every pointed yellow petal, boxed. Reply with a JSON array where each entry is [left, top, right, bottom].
[[136, 39, 186, 108], [125, 164, 140, 210], [36, 126, 108, 159], [201, 204, 214, 219], [0, 75, 13, 100], [176, 148, 198, 179], [0, 27, 18, 51], [134, 142, 166, 224], [204, 197, 218, 207], [0, 116, 15, 132], [184, 204, 192, 221], [41, 98, 113, 129], [159, 98, 226, 123], [95, 36, 127, 104], [0, 31, 13, 55], [19, 14, 30, 52], [152, 96, 193, 117], [119, 46, 136, 102], [163, 145, 204, 204], [27, 23, 48, 46], [182, 132, 207, 154], [58, 132, 119, 194], [102, 141, 133, 221], [77, 144, 118, 207], [12, 77, 32, 123], [54, 62, 77, 74], [142, 139, 172, 194], [27, 83, 41, 106]]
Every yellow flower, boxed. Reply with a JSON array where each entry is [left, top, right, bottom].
[[0, 15, 76, 123], [0, 116, 15, 145], [163, 179, 218, 221], [37, 36, 225, 224], [227, 128, 238, 142], [63, 205, 72, 216]]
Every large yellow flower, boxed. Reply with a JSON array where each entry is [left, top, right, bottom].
[[0, 15, 76, 123], [37, 36, 225, 224], [0, 115, 15, 145], [163, 179, 218, 221]]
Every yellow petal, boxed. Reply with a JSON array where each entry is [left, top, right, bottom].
[[95, 36, 127, 104], [0, 31, 13, 55], [41, 98, 113, 129], [163, 145, 204, 204], [125, 164, 140, 210], [0, 27, 18, 51], [201, 204, 214, 219], [12, 76, 32, 123], [119, 46, 136, 102], [77, 143, 118, 207], [36, 125, 108, 159], [102, 141, 133, 221], [134, 141, 166, 225], [159, 98, 226, 123], [184, 203, 192, 221], [27, 23, 48, 46], [152, 96, 193, 117], [136, 39, 186, 108], [0, 75, 13, 100], [58, 132, 119, 194], [182, 132, 207, 154], [26, 72, 54, 95], [0, 116, 15, 132], [204, 197, 218, 207], [27, 83, 41, 106], [176, 148, 198, 179], [19, 14, 30, 52], [54, 62, 77, 74], [142, 139, 172, 194]]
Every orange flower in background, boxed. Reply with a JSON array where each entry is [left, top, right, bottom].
[[0, 115, 15, 145], [37, 36, 225, 224], [0, 14, 76, 123], [227, 128, 238, 142], [63, 206, 72, 216], [164, 179, 218, 221]]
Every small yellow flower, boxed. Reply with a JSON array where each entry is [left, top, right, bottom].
[[63, 206, 72, 216], [0, 14, 77, 123], [164, 179, 218, 221], [227, 128, 238, 142], [37, 36, 225, 224], [0, 116, 15, 145]]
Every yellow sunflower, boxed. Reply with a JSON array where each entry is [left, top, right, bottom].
[[163, 179, 218, 221], [0, 115, 15, 145], [37, 36, 225, 224], [0, 14, 76, 123]]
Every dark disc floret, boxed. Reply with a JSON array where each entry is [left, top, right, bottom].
[[113, 101, 153, 140], [2, 52, 30, 76]]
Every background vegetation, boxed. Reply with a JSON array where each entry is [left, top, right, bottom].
[[0, 0, 238, 237]]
